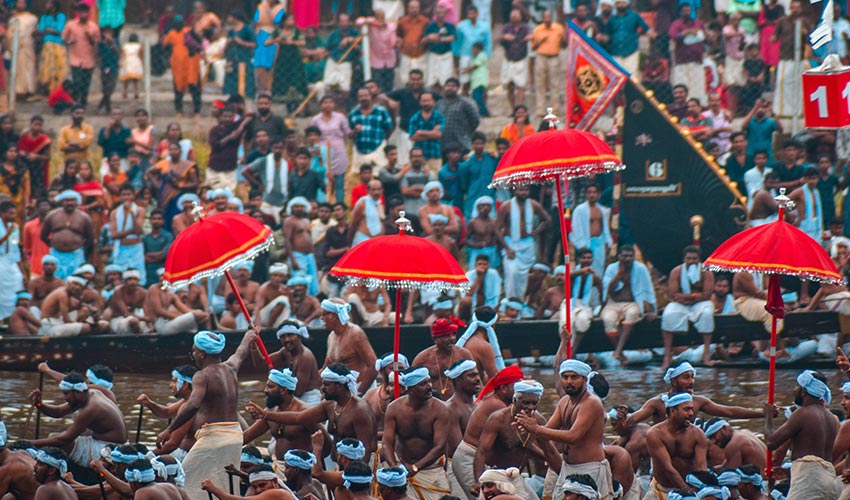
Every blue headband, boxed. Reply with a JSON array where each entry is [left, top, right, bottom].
[[86, 369, 113, 390], [229, 197, 244, 213], [321, 299, 351, 324], [55, 190, 82, 204], [241, 452, 266, 465], [704, 419, 729, 438], [36, 450, 67, 476], [664, 362, 696, 384], [343, 472, 374, 488], [717, 471, 739, 487], [321, 366, 359, 394], [669, 492, 697, 500], [59, 380, 88, 392], [737, 469, 763, 487], [843, 381, 850, 395], [151, 456, 185, 487], [269, 369, 298, 391], [177, 193, 200, 207], [336, 440, 366, 460], [42, 254, 59, 266], [456, 313, 504, 370], [376, 353, 410, 372], [421, 181, 444, 200], [399, 366, 430, 388], [287, 275, 312, 287], [797, 370, 831, 403], [428, 213, 449, 224], [559, 359, 592, 377], [665, 392, 693, 408], [514, 380, 544, 397], [607, 408, 619, 421], [287, 196, 311, 214], [194, 330, 226, 355], [471, 195, 494, 218], [377, 466, 408, 487], [696, 486, 730, 500], [532, 263, 551, 273], [501, 298, 524, 312], [172, 369, 193, 391], [210, 188, 232, 200], [125, 467, 157, 484], [770, 490, 786, 500], [74, 264, 95, 276], [104, 264, 124, 274], [685, 473, 714, 490], [444, 359, 477, 379], [111, 448, 143, 464], [233, 261, 252, 272], [284, 450, 316, 471], [276, 323, 309, 339], [15, 291, 32, 301], [553, 265, 565, 276], [0, 421, 5, 447]]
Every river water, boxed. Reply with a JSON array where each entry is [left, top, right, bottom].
[[0, 367, 842, 449]]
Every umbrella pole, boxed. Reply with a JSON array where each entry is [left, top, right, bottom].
[[766, 313, 778, 479], [223, 270, 273, 368], [555, 178, 572, 359], [393, 289, 402, 399]]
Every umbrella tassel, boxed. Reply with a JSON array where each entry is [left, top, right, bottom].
[[223, 270, 273, 368], [556, 178, 572, 359]]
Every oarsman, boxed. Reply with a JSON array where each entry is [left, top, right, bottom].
[[350, 180, 386, 245], [28, 254, 64, 309], [703, 418, 767, 469], [497, 185, 551, 300], [364, 353, 409, 437], [137, 364, 198, 459], [125, 458, 184, 499], [202, 464, 296, 500], [341, 461, 379, 500], [451, 365, 524, 500], [764, 370, 838, 500], [558, 474, 601, 500], [289, 276, 321, 323], [378, 466, 415, 500], [150, 455, 186, 487], [157, 329, 259, 500], [248, 363, 377, 456], [322, 298, 379, 394], [33, 447, 77, 500], [40, 190, 95, 279], [444, 359, 481, 497], [477, 468, 527, 500], [309, 432, 368, 497], [412, 318, 476, 399], [568, 250, 603, 346], [0, 421, 39, 499], [834, 381, 850, 499], [736, 465, 765, 500], [281, 450, 324, 499], [571, 184, 612, 277], [146, 268, 211, 335], [38, 361, 117, 402], [473, 380, 562, 499], [455, 306, 502, 383], [39, 274, 92, 336], [284, 196, 320, 296], [607, 407, 651, 495], [83, 443, 143, 499], [603, 444, 637, 500], [661, 246, 716, 369], [108, 268, 149, 334], [383, 366, 452, 500], [29, 371, 127, 467], [513, 360, 612, 500], [644, 393, 709, 498], [243, 368, 318, 477], [254, 263, 291, 328], [264, 321, 322, 407]]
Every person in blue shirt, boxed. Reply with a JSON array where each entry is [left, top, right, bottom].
[[607, 0, 651, 74], [742, 98, 783, 164], [422, 4, 456, 92], [453, 5, 491, 94], [458, 131, 497, 219], [408, 91, 446, 172], [438, 143, 463, 208]]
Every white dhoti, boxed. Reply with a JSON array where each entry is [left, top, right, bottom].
[[555, 460, 613, 500], [69, 435, 118, 467], [170, 448, 188, 462], [613, 52, 640, 75], [543, 467, 558, 500], [39, 317, 85, 337], [451, 441, 477, 500], [352, 141, 389, 171], [661, 300, 714, 334], [322, 59, 353, 92], [500, 58, 528, 87], [110, 308, 149, 334], [787, 455, 836, 500], [734, 296, 783, 334], [259, 296, 291, 328], [839, 479, 850, 500], [348, 293, 392, 326], [426, 52, 454, 87], [641, 478, 669, 500], [298, 388, 322, 408], [408, 460, 451, 500], [389, 129, 412, 166], [773, 59, 804, 118], [400, 54, 427, 82], [182, 423, 243, 500], [571, 300, 593, 335], [724, 57, 745, 86], [502, 236, 535, 300], [155, 312, 199, 335], [825, 291, 850, 315], [671, 62, 706, 106], [0, 256, 23, 319], [624, 475, 641, 500], [447, 458, 466, 498]]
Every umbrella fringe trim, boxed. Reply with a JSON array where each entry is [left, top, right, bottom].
[[703, 263, 845, 285], [335, 276, 471, 293], [489, 162, 625, 189], [160, 233, 275, 291]]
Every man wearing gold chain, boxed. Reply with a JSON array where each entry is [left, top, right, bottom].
[[411, 318, 475, 399]]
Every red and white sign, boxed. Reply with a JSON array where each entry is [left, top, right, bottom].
[[802, 67, 850, 129]]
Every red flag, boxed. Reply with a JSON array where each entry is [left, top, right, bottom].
[[765, 274, 786, 319]]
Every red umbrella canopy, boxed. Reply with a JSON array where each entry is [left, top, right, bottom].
[[704, 219, 842, 284], [329, 233, 469, 292], [162, 211, 274, 290], [489, 128, 624, 188]]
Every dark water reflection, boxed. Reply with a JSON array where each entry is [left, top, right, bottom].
[[0, 367, 843, 448]]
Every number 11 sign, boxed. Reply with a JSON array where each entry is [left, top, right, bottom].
[[802, 67, 850, 129]]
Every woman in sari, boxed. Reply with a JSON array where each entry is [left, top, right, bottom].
[[269, 13, 308, 110], [146, 141, 200, 229], [0, 146, 31, 226], [74, 160, 108, 262], [499, 105, 535, 145], [17, 115, 51, 199], [155, 122, 196, 162], [49, 158, 80, 193]]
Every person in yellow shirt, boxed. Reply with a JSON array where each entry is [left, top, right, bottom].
[[57, 104, 94, 162], [531, 10, 565, 118]]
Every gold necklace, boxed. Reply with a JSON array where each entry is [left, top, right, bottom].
[[512, 405, 533, 447], [434, 348, 455, 396]]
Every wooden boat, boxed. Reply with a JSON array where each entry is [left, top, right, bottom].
[[0, 311, 841, 374]]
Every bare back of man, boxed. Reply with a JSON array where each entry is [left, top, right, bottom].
[[10, 305, 41, 334], [0, 449, 39, 499], [37, 479, 78, 499], [324, 324, 378, 393], [749, 189, 779, 221], [464, 396, 509, 448], [462, 334, 498, 383], [134, 482, 184, 499], [721, 428, 767, 469], [604, 445, 635, 495], [41, 287, 82, 320]]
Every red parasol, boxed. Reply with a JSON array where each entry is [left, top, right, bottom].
[[489, 111, 625, 358], [704, 190, 842, 477], [329, 213, 469, 397], [162, 208, 276, 367]]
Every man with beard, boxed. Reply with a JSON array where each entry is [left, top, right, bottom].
[[281, 450, 324, 499], [243, 369, 318, 480], [497, 185, 550, 300], [383, 366, 452, 500], [365, 353, 409, 438], [108, 268, 149, 334], [289, 276, 321, 323], [124, 458, 184, 499], [703, 417, 766, 469], [644, 393, 709, 498], [248, 363, 377, 457], [203, 463, 295, 500], [322, 298, 379, 394], [33, 447, 76, 500], [157, 329, 259, 500], [137, 364, 198, 460], [0, 421, 39, 499], [38, 275, 93, 336], [412, 318, 475, 399], [29, 255, 64, 310], [254, 263, 291, 328], [265, 321, 322, 407], [473, 381, 562, 499], [764, 370, 838, 500], [246, 92, 288, 145], [206, 188, 233, 216], [58, 104, 95, 161], [452, 365, 524, 500], [29, 371, 127, 467], [710, 275, 736, 314], [443, 359, 481, 497], [40, 190, 95, 279], [207, 107, 251, 192], [147, 268, 211, 335], [284, 196, 319, 296], [409, 92, 445, 173]]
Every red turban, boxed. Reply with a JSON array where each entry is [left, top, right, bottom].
[[476, 365, 524, 402], [430, 317, 465, 337]]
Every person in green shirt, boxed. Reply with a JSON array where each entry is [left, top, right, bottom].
[[466, 41, 490, 117]]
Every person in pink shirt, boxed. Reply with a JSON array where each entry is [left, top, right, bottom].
[[61, 4, 100, 106], [357, 8, 397, 93]]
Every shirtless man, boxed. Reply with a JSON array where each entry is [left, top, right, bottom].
[[412, 319, 476, 399], [243, 369, 319, 476], [137, 364, 198, 459], [10, 291, 40, 334], [264, 320, 322, 406], [444, 359, 482, 497], [455, 306, 501, 383], [108, 269, 148, 334], [29, 254, 64, 309], [608, 406, 651, 494], [834, 381, 850, 496], [497, 185, 551, 300], [321, 298, 378, 394], [365, 353, 408, 438], [0, 421, 39, 499], [748, 172, 781, 226], [146, 270, 210, 335], [285, 197, 320, 296], [465, 196, 501, 270], [644, 393, 709, 497], [425, 216, 459, 259], [733, 271, 779, 335], [28, 371, 127, 467], [514, 360, 612, 500], [280, 450, 324, 499], [33, 447, 77, 500], [216, 263, 260, 313], [788, 166, 827, 242], [736, 464, 766, 500], [538, 266, 567, 319], [348, 283, 392, 327], [452, 365, 524, 500], [38, 276, 92, 336], [289, 277, 320, 324], [350, 180, 386, 246], [604, 445, 635, 500], [40, 190, 95, 279], [171, 193, 201, 236], [38, 361, 117, 402], [572, 184, 612, 279], [419, 181, 458, 236], [473, 381, 562, 499], [125, 458, 184, 499], [764, 370, 838, 500], [157, 328, 259, 500], [109, 185, 147, 284], [247, 363, 377, 457], [377, 465, 415, 500], [254, 263, 290, 328], [384, 366, 452, 500], [203, 463, 295, 500], [703, 417, 767, 469]]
